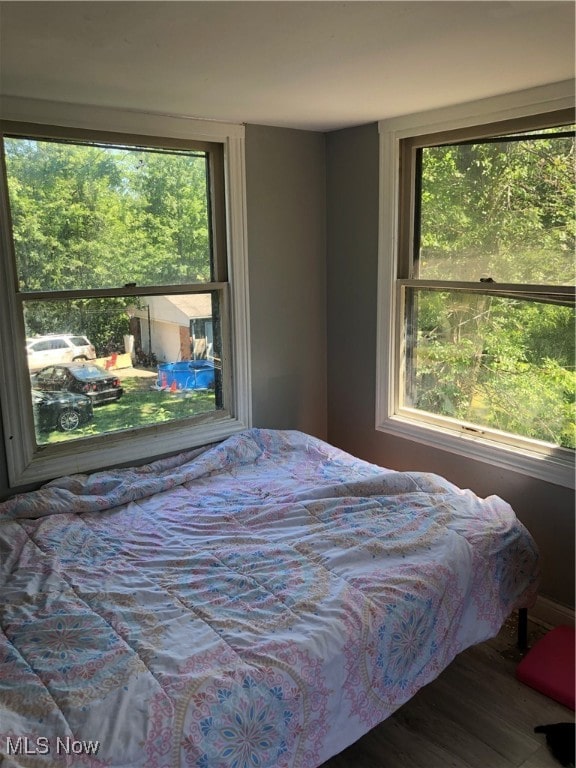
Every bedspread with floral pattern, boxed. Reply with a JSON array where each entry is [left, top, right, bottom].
[[0, 429, 539, 768]]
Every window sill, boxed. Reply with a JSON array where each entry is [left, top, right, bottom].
[[376, 413, 575, 489], [8, 413, 250, 488]]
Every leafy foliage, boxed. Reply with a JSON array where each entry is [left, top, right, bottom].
[[4, 137, 212, 353], [409, 127, 575, 449], [24, 297, 131, 355], [419, 131, 575, 284], [5, 138, 211, 291]]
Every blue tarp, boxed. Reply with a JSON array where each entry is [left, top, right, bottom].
[[157, 360, 215, 390]]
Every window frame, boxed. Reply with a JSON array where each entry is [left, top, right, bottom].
[[0, 99, 251, 487], [376, 82, 575, 489]]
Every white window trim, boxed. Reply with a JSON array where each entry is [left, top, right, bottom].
[[376, 81, 575, 489], [0, 97, 252, 486]]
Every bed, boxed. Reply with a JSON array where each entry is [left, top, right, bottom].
[[0, 428, 539, 768]]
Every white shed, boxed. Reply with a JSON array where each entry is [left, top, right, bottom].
[[131, 294, 213, 363]]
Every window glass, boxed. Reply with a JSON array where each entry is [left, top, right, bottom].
[[404, 288, 575, 449], [417, 128, 575, 285], [4, 137, 213, 291], [72, 364, 109, 380], [25, 293, 223, 446]]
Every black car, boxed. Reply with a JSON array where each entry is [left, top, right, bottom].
[[31, 363, 124, 405], [32, 389, 93, 432]]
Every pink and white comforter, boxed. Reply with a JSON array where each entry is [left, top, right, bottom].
[[0, 429, 539, 767]]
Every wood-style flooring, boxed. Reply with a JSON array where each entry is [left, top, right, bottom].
[[320, 614, 574, 768]]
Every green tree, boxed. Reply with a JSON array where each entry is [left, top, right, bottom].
[[4, 136, 213, 352], [409, 127, 575, 448], [5, 138, 212, 291]]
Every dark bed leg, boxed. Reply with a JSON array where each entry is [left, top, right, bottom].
[[518, 607, 528, 651]]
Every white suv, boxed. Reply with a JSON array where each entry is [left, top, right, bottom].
[[26, 334, 96, 371]]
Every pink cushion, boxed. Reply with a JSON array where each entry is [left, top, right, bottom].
[[516, 625, 575, 710]]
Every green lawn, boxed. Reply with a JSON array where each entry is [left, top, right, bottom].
[[38, 376, 217, 445]]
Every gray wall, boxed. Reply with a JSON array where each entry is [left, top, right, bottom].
[[0, 400, 7, 495], [0, 124, 327, 499], [245, 125, 327, 438], [326, 122, 575, 609]]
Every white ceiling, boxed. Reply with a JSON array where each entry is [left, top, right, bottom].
[[0, 1, 574, 132]]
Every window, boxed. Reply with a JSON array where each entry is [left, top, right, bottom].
[[377, 87, 575, 487], [0, 107, 250, 486]]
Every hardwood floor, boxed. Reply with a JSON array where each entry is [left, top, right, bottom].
[[320, 614, 574, 768]]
